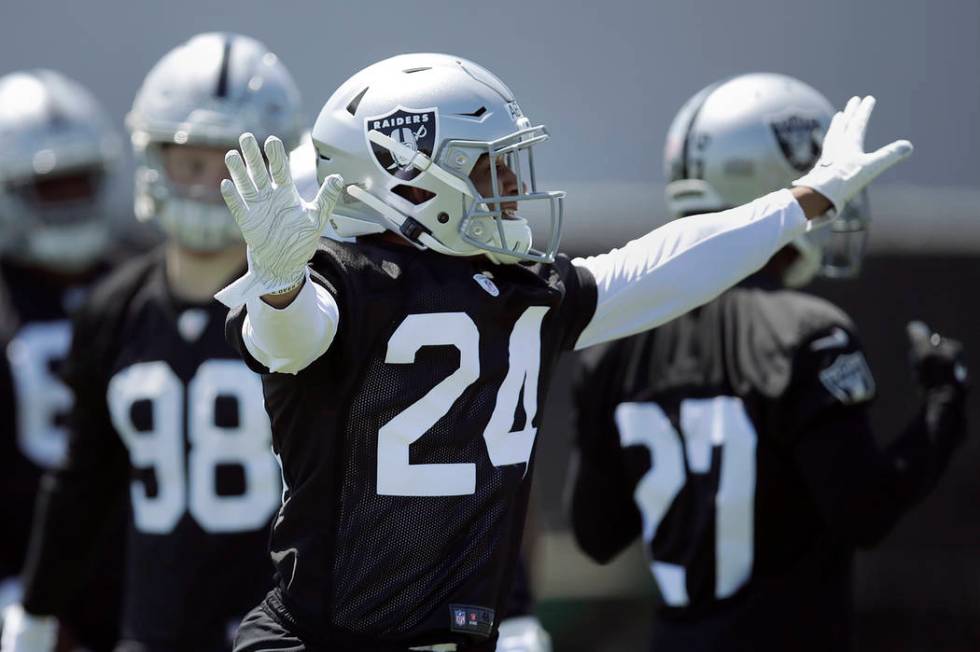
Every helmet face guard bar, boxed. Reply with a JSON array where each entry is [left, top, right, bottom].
[[818, 189, 870, 279], [443, 126, 564, 264]]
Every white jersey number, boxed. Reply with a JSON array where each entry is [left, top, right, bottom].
[[108, 359, 280, 534], [615, 397, 757, 606], [377, 307, 548, 497], [6, 321, 73, 468]]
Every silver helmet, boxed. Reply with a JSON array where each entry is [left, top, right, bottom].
[[663, 72, 870, 286], [0, 70, 120, 272], [127, 32, 304, 252], [312, 53, 564, 264]]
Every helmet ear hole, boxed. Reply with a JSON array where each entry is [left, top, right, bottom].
[[391, 184, 435, 205]]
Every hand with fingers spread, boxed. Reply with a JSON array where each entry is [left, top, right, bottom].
[[214, 132, 344, 308], [793, 96, 913, 215]]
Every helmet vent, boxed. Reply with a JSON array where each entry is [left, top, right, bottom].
[[318, 152, 331, 162], [391, 184, 434, 205], [346, 87, 369, 116], [455, 106, 487, 118], [402, 67, 431, 74]]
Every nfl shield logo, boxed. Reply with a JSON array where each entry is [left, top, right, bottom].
[[770, 114, 824, 172], [365, 106, 438, 181], [454, 609, 467, 627]]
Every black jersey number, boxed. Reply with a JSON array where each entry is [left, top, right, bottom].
[[6, 321, 73, 468], [108, 359, 281, 534], [615, 397, 757, 606], [378, 308, 548, 496]]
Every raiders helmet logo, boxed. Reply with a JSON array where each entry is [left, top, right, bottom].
[[365, 106, 438, 180], [770, 115, 824, 172]]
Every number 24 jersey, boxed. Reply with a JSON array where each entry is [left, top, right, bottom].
[[228, 238, 596, 643]]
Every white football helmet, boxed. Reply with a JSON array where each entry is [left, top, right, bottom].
[[663, 72, 870, 286], [127, 32, 304, 252], [0, 70, 120, 272], [312, 53, 564, 264]]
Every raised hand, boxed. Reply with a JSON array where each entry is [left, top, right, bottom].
[[793, 96, 913, 215], [214, 132, 343, 308]]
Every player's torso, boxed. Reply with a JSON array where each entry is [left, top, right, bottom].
[[604, 282, 850, 620], [104, 258, 279, 642], [0, 261, 108, 584], [267, 239, 584, 642]]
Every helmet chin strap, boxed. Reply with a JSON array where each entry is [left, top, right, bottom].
[[344, 184, 451, 253]]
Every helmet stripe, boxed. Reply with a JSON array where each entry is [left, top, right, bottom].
[[214, 35, 233, 98]]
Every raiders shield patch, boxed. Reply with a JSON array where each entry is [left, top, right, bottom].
[[770, 114, 823, 172], [819, 351, 876, 405], [365, 106, 437, 180]]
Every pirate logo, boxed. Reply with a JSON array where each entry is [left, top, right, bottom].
[[770, 114, 824, 172], [365, 106, 438, 181]]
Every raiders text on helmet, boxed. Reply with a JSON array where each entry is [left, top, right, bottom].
[[312, 53, 564, 264], [0, 70, 120, 272], [126, 32, 304, 252], [663, 73, 870, 286]]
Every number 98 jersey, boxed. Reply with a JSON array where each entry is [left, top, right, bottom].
[[227, 238, 596, 646], [22, 250, 281, 648]]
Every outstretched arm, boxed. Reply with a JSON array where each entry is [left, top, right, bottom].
[[791, 323, 967, 547], [573, 96, 912, 351]]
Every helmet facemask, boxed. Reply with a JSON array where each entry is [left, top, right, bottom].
[[814, 189, 870, 279], [447, 126, 564, 264], [133, 140, 243, 252], [1, 164, 112, 273]]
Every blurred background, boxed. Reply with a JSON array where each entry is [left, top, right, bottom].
[[1, 0, 977, 649]]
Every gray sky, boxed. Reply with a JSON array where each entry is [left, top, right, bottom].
[[2, 0, 977, 189]]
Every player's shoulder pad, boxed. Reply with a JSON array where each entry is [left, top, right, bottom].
[[76, 248, 162, 331]]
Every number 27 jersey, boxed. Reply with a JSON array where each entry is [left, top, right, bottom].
[[228, 238, 596, 643]]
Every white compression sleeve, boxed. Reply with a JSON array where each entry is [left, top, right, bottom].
[[241, 270, 339, 374], [572, 189, 807, 350]]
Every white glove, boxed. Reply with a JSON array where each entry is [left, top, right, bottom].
[[792, 95, 912, 215], [0, 604, 56, 652], [214, 132, 344, 308], [495, 615, 552, 652]]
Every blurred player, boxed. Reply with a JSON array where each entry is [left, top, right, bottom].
[[568, 74, 968, 652], [0, 69, 127, 650], [1, 32, 305, 652], [211, 53, 911, 651]]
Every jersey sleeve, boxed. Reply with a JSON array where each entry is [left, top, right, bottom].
[[571, 189, 807, 350], [551, 254, 598, 352], [567, 343, 642, 563], [0, 337, 24, 580], [226, 261, 342, 376], [779, 324, 877, 434], [20, 289, 130, 617], [783, 323, 965, 547]]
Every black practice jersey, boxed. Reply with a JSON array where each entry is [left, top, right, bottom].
[[0, 260, 106, 580], [572, 278, 883, 650], [228, 237, 595, 648], [22, 249, 281, 649], [1, 259, 127, 650]]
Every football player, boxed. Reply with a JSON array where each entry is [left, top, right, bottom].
[[1, 33, 305, 652], [568, 73, 968, 651], [213, 55, 912, 651], [0, 69, 127, 650]]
